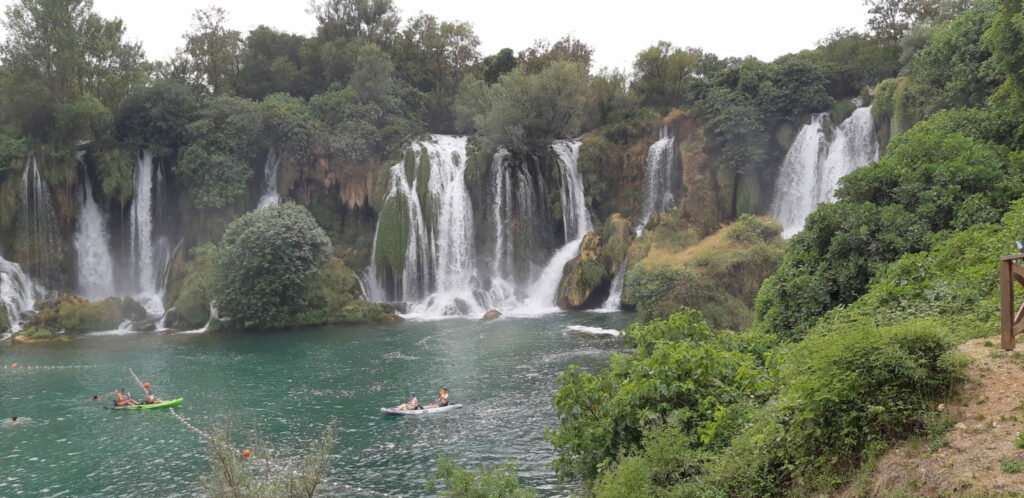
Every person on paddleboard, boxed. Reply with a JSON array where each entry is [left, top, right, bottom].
[[427, 388, 449, 408], [395, 392, 421, 411]]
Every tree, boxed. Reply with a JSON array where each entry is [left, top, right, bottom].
[[865, 0, 942, 41], [0, 0, 145, 142], [470, 62, 591, 152], [517, 35, 594, 74], [395, 14, 480, 131], [482, 48, 517, 84], [983, 0, 1024, 98], [214, 203, 332, 330], [631, 42, 716, 110], [309, 0, 400, 47], [116, 78, 200, 159], [179, 7, 242, 95], [235, 26, 311, 99]]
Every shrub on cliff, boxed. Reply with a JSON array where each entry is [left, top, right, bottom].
[[214, 203, 332, 329]]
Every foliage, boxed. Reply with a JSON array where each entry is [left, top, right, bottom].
[[462, 62, 590, 152], [727, 214, 782, 245], [0, 306, 9, 333], [178, 7, 242, 95], [982, 0, 1024, 95], [175, 96, 261, 209], [200, 426, 336, 498], [297, 258, 391, 325], [549, 309, 773, 482], [213, 203, 332, 330], [425, 455, 537, 498], [115, 79, 200, 159]]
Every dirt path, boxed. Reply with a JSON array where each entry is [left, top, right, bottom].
[[843, 336, 1024, 496]]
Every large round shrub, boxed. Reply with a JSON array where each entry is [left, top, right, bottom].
[[214, 203, 332, 329]]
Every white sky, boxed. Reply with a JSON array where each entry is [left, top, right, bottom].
[[0, 0, 872, 71]]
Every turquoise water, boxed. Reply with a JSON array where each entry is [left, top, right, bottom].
[[0, 312, 631, 497]]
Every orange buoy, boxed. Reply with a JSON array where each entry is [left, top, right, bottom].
[[143, 383, 151, 388], [242, 450, 251, 458], [11, 363, 17, 368]]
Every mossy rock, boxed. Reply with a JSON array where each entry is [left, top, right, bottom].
[[0, 306, 9, 334], [57, 297, 123, 332], [557, 232, 609, 309], [12, 327, 70, 344]]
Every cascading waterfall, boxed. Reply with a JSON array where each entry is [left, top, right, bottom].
[[637, 126, 676, 235], [257, 148, 281, 209], [129, 151, 165, 315], [18, 156, 61, 280], [0, 256, 45, 335], [73, 162, 115, 300], [770, 107, 879, 238], [600, 262, 627, 311], [521, 140, 592, 312], [367, 136, 594, 318], [368, 135, 478, 316]]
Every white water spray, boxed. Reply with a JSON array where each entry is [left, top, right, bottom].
[[637, 126, 676, 235]]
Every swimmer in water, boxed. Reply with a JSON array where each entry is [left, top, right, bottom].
[[10, 416, 18, 426]]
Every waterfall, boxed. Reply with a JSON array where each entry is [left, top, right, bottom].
[[367, 136, 595, 318], [0, 256, 45, 335], [521, 140, 592, 313], [257, 148, 281, 209], [18, 156, 61, 280], [770, 107, 879, 238], [637, 126, 676, 235], [73, 164, 115, 300], [368, 135, 478, 315], [129, 151, 165, 315]]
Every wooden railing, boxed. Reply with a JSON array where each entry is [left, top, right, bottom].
[[1001, 253, 1024, 350]]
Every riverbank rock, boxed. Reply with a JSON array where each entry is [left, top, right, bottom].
[[483, 310, 502, 320]]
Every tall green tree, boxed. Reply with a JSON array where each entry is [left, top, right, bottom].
[[178, 7, 242, 95], [0, 0, 145, 142]]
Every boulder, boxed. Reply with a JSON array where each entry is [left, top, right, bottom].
[[121, 297, 148, 322], [482, 310, 502, 321]]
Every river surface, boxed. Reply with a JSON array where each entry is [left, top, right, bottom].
[[0, 312, 631, 497]]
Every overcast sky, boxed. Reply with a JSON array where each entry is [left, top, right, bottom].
[[0, 0, 872, 71]]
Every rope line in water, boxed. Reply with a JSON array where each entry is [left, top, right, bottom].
[[167, 407, 397, 497], [2, 364, 109, 371]]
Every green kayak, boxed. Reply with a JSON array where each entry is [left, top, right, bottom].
[[112, 398, 184, 410]]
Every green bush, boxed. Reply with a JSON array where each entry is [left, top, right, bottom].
[[297, 258, 390, 326], [425, 455, 537, 498], [726, 214, 782, 245], [214, 203, 332, 330], [548, 309, 772, 481], [171, 244, 219, 329]]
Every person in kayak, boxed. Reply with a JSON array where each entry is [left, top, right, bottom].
[[426, 388, 449, 408], [143, 384, 162, 404], [114, 388, 139, 407], [395, 392, 421, 411]]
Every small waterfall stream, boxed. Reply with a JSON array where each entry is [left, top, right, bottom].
[[637, 126, 676, 235], [73, 161, 115, 300], [257, 148, 281, 209], [771, 107, 879, 238], [0, 256, 45, 335]]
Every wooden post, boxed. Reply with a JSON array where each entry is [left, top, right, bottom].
[[1002, 257, 1015, 350]]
